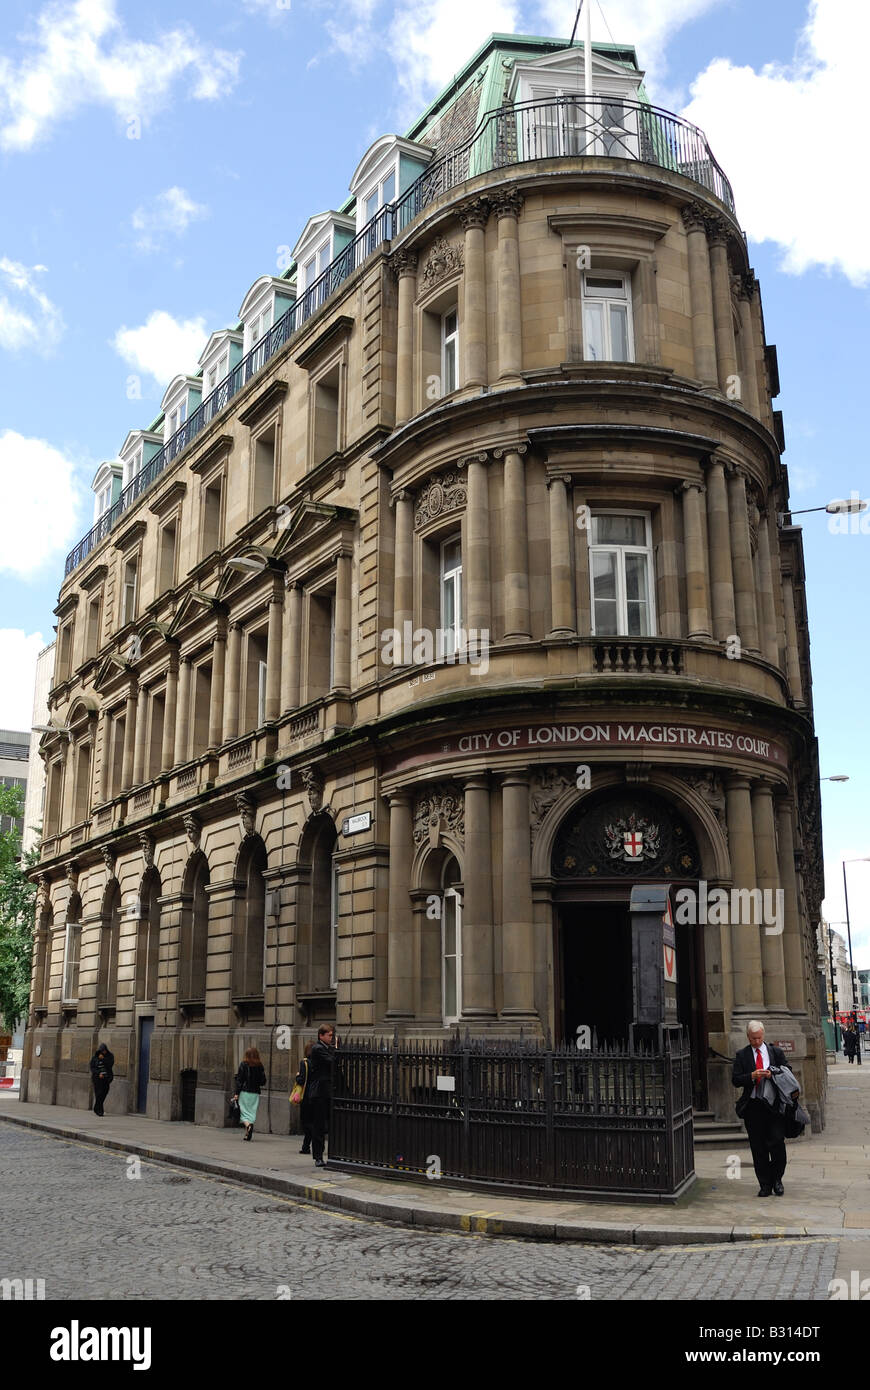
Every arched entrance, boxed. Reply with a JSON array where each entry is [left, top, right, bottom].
[[550, 788, 708, 1106]]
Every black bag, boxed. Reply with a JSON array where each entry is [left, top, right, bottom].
[[228, 1096, 241, 1125]]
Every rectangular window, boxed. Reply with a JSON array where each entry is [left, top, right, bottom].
[[122, 558, 138, 626], [57, 622, 74, 683], [191, 662, 212, 757], [442, 887, 462, 1022], [257, 659, 268, 728], [167, 401, 187, 436], [244, 630, 268, 732], [589, 512, 654, 637], [62, 923, 82, 1003], [202, 476, 224, 557], [330, 859, 339, 990], [441, 309, 458, 395], [148, 692, 165, 780], [582, 273, 633, 363], [307, 591, 335, 702], [312, 363, 341, 466], [73, 742, 91, 823], [440, 535, 462, 658], [158, 519, 177, 593], [252, 428, 276, 514], [205, 351, 229, 395], [123, 448, 142, 490], [85, 595, 102, 661]]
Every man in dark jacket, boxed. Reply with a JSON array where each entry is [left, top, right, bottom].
[[89, 1043, 114, 1117], [732, 1020, 788, 1197], [307, 1025, 337, 1168]]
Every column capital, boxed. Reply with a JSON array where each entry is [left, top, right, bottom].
[[680, 202, 709, 234], [390, 487, 413, 507], [725, 773, 753, 792], [705, 214, 731, 248], [463, 772, 490, 791], [498, 769, 531, 789], [675, 478, 706, 497], [701, 453, 727, 475], [751, 776, 777, 796], [458, 196, 492, 231], [546, 471, 572, 489], [457, 451, 490, 470], [724, 458, 750, 482], [284, 576, 303, 593], [738, 270, 758, 301], [384, 787, 413, 809], [389, 249, 418, 280], [492, 442, 528, 460], [331, 545, 353, 564], [492, 189, 524, 221]]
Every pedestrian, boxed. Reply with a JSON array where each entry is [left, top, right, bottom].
[[307, 1024, 337, 1168], [291, 1042, 314, 1155], [843, 1027, 858, 1064], [89, 1043, 114, 1117], [231, 1047, 267, 1142], [732, 1019, 789, 1197]]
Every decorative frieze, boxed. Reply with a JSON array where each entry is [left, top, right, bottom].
[[413, 784, 465, 848], [420, 236, 462, 289], [139, 832, 154, 868], [100, 846, 116, 879], [235, 791, 256, 838], [183, 813, 201, 847], [676, 769, 729, 843], [300, 766, 324, 814], [530, 766, 575, 836], [414, 471, 467, 530]]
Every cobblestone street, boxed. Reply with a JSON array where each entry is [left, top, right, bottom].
[[3, 1126, 841, 1301]]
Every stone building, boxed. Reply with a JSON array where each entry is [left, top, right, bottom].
[[23, 34, 826, 1131]]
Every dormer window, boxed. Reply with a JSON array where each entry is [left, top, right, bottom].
[[238, 277, 296, 363], [199, 329, 243, 414], [205, 353, 227, 394], [167, 400, 186, 434], [364, 168, 395, 223], [349, 136, 432, 237], [292, 217, 354, 313], [161, 376, 202, 445], [91, 462, 123, 523], [302, 241, 332, 292]]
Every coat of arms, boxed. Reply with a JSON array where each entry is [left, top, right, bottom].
[[604, 813, 661, 863]]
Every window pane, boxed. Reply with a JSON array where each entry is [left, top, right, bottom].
[[583, 301, 605, 361], [444, 339, 456, 393], [626, 600, 648, 636], [610, 303, 630, 361], [444, 310, 457, 336], [382, 170, 395, 203], [624, 551, 649, 602], [594, 598, 620, 635], [365, 190, 378, 221], [442, 575, 456, 632], [591, 550, 617, 599], [442, 537, 461, 572], [585, 276, 625, 296], [593, 515, 646, 546], [444, 896, 456, 954], [444, 955, 457, 1017]]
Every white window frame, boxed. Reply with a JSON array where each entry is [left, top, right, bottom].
[[256, 659, 268, 728], [95, 485, 112, 518], [62, 921, 81, 1003], [122, 558, 138, 627], [441, 308, 459, 396], [303, 240, 332, 292], [205, 351, 229, 395], [588, 511, 656, 638], [122, 447, 142, 490], [440, 535, 462, 659], [442, 887, 462, 1024], [166, 401, 187, 437], [329, 858, 339, 990], [363, 166, 397, 223], [581, 272, 634, 363]]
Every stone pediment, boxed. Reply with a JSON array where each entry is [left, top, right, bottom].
[[167, 588, 222, 639], [273, 500, 357, 558], [93, 652, 132, 692]]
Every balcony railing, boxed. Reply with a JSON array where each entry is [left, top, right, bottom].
[[65, 95, 733, 576]]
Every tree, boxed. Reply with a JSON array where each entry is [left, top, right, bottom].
[[0, 785, 38, 1031]]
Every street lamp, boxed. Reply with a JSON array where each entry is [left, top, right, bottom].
[[842, 858, 870, 1064], [778, 496, 869, 526], [821, 776, 850, 783]]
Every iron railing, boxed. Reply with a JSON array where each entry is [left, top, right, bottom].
[[65, 94, 733, 576], [329, 1029, 695, 1198]]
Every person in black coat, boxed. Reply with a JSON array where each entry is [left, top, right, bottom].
[[306, 1025, 337, 1168], [232, 1047, 267, 1141], [843, 1028, 858, 1063], [732, 1020, 788, 1197], [89, 1044, 114, 1117]]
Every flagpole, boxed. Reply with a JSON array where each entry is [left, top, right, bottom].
[[585, 0, 593, 151]]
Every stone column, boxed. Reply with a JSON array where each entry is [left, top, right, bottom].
[[161, 658, 178, 774], [386, 791, 414, 1019], [392, 250, 418, 425], [752, 779, 786, 1009], [655, 493, 682, 638], [333, 550, 352, 691], [283, 584, 303, 712], [747, 271, 774, 431], [459, 198, 490, 388], [776, 794, 806, 1012], [173, 657, 191, 766], [734, 275, 761, 417], [636, 255, 661, 365], [498, 446, 531, 640], [132, 685, 148, 786], [462, 775, 496, 1016], [392, 490, 414, 645], [781, 571, 806, 706], [704, 457, 736, 640], [547, 474, 574, 636], [677, 480, 712, 638], [265, 590, 283, 718], [681, 204, 718, 388], [725, 774, 764, 1013], [500, 772, 537, 1019], [208, 626, 226, 748], [494, 191, 523, 383], [755, 508, 779, 665], [223, 622, 242, 741], [707, 219, 738, 392], [464, 453, 490, 636], [98, 708, 111, 802], [726, 464, 760, 655], [121, 686, 137, 790]]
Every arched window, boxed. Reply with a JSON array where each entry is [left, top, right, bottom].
[[441, 856, 462, 1023], [136, 868, 161, 1002], [233, 838, 267, 1000], [180, 854, 209, 1005], [98, 881, 120, 1007]]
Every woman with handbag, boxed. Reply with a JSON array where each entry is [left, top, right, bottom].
[[289, 1042, 314, 1154], [231, 1046, 267, 1141]]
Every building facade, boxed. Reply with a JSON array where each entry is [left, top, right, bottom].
[[23, 35, 826, 1131], [22, 642, 56, 858]]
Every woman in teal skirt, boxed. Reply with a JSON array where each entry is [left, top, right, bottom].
[[232, 1047, 267, 1141]]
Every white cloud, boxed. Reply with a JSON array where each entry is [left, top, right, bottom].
[[0, 0, 241, 152], [112, 310, 208, 386], [241, 0, 293, 17], [683, 0, 870, 284], [0, 257, 64, 353], [0, 433, 81, 580], [0, 630, 49, 729], [385, 0, 521, 117], [131, 187, 209, 253]]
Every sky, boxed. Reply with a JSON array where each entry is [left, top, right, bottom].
[[0, 0, 867, 964]]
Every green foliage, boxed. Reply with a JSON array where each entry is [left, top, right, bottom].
[[0, 784, 38, 1031]]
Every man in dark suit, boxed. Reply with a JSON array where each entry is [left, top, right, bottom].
[[307, 1024, 337, 1169], [732, 1020, 788, 1197]]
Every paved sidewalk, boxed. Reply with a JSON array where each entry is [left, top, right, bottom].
[[3, 1062, 868, 1246]]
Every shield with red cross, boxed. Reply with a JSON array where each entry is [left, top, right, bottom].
[[623, 830, 644, 860]]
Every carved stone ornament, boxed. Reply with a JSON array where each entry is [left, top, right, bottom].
[[390, 249, 418, 280], [457, 197, 491, 232], [100, 845, 117, 878], [235, 791, 256, 838], [413, 784, 465, 849], [300, 766, 324, 814], [680, 202, 709, 235], [139, 832, 154, 868], [420, 235, 463, 289], [65, 861, 79, 893], [677, 770, 728, 844], [414, 471, 467, 530], [530, 767, 576, 837], [35, 873, 50, 912], [492, 189, 525, 221], [183, 812, 201, 847]]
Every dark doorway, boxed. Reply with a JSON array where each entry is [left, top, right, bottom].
[[137, 1017, 154, 1114], [180, 1068, 197, 1123], [560, 903, 633, 1046]]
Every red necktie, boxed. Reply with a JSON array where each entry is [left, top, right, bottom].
[[755, 1048, 763, 1097]]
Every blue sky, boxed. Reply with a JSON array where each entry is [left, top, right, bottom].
[[0, 0, 867, 958]]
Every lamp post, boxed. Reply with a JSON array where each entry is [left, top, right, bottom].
[[778, 496, 868, 527], [842, 858, 870, 1064]]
